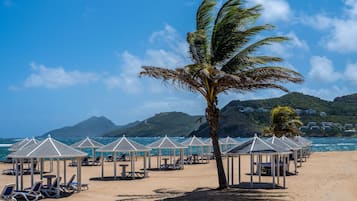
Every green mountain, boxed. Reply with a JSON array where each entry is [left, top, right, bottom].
[[192, 92, 357, 137], [42, 92, 357, 138], [104, 112, 204, 137], [43, 116, 118, 138]]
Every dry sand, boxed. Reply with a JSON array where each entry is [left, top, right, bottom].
[[1, 151, 356, 201]]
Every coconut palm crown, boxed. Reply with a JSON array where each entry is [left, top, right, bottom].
[[270, 106, 303, 137], [140, 0, 303, 189]]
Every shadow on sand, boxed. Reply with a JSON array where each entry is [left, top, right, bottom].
[[116, 187, 290, 201]]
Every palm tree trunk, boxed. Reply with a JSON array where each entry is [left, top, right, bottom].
[[206, 101, 228, 189]]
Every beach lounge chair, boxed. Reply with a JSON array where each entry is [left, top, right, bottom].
[[105, 155, 113, 162], [60, 174, 88, 191], [118, 153, 127, 161], [81, 157, 89, 166], [93, 156, 101, 166], [184, 156, 193, 164], [13, 181, 43, 201], [60, 174, 76, 193], [0, 184, 16, 201], [41, 177, 62, 198]]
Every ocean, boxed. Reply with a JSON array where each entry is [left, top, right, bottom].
[[1, 137, 357, 161]]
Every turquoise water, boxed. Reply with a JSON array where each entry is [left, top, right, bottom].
[[1, 137, 357, 161]]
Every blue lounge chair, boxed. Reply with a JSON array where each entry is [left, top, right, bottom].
[[0, 184, 16, 201], [13, 181, 43, 201]]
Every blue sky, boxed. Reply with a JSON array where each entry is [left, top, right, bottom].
[[1, 0, 357, 137]]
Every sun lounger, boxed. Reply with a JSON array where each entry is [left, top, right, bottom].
[[60, 174, 76, 193], [105, 155, 113, 162], [92, 157, 101, 166], [184, 156, 193, 164], [1, 184, 16, 201], [41, 177, 62, 198], [13, 181, 43, 201]]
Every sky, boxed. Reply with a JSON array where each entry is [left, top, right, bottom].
[[1, 0, 357, 137]]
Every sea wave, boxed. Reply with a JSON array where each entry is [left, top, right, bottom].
[[0, 144, 12, 147], [336, 143, 356, 146], [312, 144, 329, 147]]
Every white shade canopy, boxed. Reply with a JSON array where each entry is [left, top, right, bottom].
[[97, 135, 150, 152], [280, 136, 302, 149], [71, 137, 103, 149], [226, 135, 291, 155], [265, 135, 294, 152], [148, 135, 186, 149], [9, 138, 29, 152], [181, 135, 206, 147], [293, 135, 312, 146], [8, 135, 87, 159], [9, 137, 39, 152], [219, 136, 240, 145]]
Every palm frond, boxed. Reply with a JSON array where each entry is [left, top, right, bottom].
[[240, 66, 304, 83], [196, 0, 216, 32], [222, 36, 288, 72], [187, 31, 209, 64], [140, 66, 207, 96], [211, 2, 263, 64]]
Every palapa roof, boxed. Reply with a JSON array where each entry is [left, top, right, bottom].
[[204, 138, 222, 146], [182, 135, 206, 147], [219, 136, 240, 145], [9, 137, 40, 152], [226, 135, 290, 155], [97, 135, 150, 152], [9, 138, 29, 152], [266, 135, 295, 152], [293, 135, 312, 146], [8, 135, 87, 159], [280, 136, 302, 149], [71, 137, 103, 149], [148, 135, 186, 149]]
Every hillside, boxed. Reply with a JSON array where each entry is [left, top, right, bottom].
[[42, 92, 357, 138], [43, 116, 118, 138], [104, 112, 204, 137], [192, 92, 357, 137]]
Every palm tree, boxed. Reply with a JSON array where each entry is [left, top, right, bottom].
[[269, 106, 303, 137], [140, 0, 303, 189]]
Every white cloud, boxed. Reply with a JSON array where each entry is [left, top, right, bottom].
[[303, 1, 357, 53], [104, 24, 190, 93], [265, 31, 309, 58], [345, 0, 357, 16], [251, 0, 292, 22], [308, 56, 341, 82], [344, 62, 357, 83], [299, 86, 350, 101], [23, 63, 98, 89], [104, 51, 143, 93], [287, 32, 309, 50], [301, 14, 333, 30]]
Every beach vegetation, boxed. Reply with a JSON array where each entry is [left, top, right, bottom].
[[266, 106, 303, 137]]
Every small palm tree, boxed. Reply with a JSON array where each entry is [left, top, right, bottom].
[[269, 106, 303, 137], [140, 0, 303, 189]]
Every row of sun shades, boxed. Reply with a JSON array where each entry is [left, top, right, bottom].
[[224, 135, 312, 189], [8, 135, 242, 154], [4, 134, 311, 193], [7, 134, 311, 162]]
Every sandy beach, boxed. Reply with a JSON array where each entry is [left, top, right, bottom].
[[1, 151, 356, 201]]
